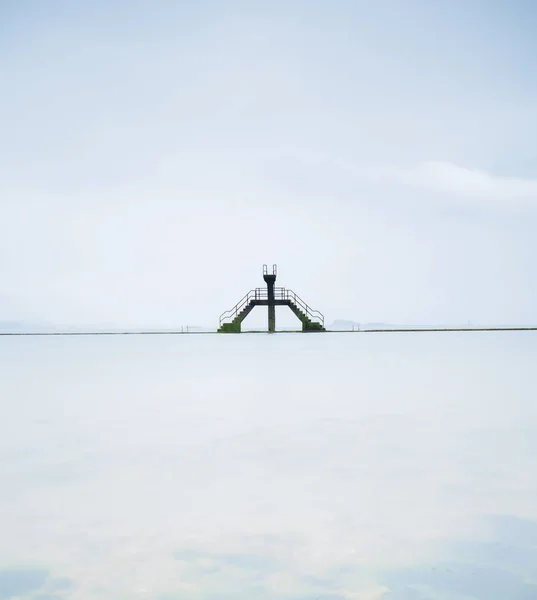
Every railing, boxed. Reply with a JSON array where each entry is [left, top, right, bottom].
[[219, 287, 324, 327], [283, 288, 324, 326], [219, 289, 257, 325], [263, 264, 277, 277]]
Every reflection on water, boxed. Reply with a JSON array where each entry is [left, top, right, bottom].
[[0, 332, 536, 599], [383, 515, 537, 599]]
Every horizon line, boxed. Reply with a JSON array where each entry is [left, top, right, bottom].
[[2, 327, 537, 336]]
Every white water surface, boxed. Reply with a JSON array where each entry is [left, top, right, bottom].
[[1, 332, 536, 599]]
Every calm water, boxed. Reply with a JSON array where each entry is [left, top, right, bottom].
[[1, 332, 536, 600]]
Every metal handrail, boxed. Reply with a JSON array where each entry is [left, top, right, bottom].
[[262, 264, 277, 276], [219, 287, 324, 327], [219, 289, 256, 325], [283, 288, 324, 326]]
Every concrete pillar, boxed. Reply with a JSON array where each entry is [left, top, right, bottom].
[[263, 264, 277, 333]]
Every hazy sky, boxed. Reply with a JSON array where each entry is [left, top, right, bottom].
[[2, 0, 537, 328]]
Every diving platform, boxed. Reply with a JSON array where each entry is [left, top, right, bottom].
[[218, 265, 325, 333]]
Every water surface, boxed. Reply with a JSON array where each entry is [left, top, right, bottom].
[[1, 332, 536, 599]]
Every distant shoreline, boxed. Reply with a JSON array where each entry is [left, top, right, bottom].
[[1, 327, 537, 336]]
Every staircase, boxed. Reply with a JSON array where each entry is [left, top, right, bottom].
[[218, 287, 325, 333], [287, 300, 326, 332], [218, 300, 256, 333]]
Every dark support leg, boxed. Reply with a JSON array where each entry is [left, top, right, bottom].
[[268, 303, 275, 333], [263, 266, 277, 333], [267, 279, 275, 333]]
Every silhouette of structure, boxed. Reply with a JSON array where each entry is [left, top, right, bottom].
[[218, 265, 325, 333]]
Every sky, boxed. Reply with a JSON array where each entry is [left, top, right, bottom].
[[1, 0, 537, 329]]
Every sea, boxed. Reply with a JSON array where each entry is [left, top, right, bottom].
[[1, 331, 536, 600]]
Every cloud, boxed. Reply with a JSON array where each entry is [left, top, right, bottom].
[[366, 161, 537, 204], [259, 151, 537, 211]]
